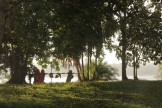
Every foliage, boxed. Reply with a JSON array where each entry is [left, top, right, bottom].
[[83, 61, 118, 81], [111, 0, 162, 80], [0, 0, 52, 83], [0, 81, 162, 108], [0, 0, 161, 83], [0, 0, 8, 44], [96, 62, 118, 81]]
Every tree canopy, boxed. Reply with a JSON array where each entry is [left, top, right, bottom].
[[0, 0, 161, 83]]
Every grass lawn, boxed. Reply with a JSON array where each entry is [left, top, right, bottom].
[[0, 80, 162, 108]]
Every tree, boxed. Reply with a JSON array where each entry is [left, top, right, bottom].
[[1, 0, 160, 84], [107, 0, 161, 80], [105, 0, 131, 80], [0, 0, 51, 84], [0, 0, 8, 44], [145, 2, 162, 64], [49, 0, 106, 81], [121, 0, 162, 80], [125, 1, 151, 80]]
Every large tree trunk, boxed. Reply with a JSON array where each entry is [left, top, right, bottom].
[[133, 58, 138, 80], [135, 56, 138, 80], [133, 46, 138, 80], [135, 66, 138, 80], [133, 62, 136, 80], [9, 66, 26, 84], [121, 23, 128, 80], [8, 48, 28, 84], [0, 0, 8, 44], [121, 0, 128, 80], [121, 41, 128, 80]]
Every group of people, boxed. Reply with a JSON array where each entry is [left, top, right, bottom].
[[33, 68, 45, 84], [28, 67, 74, 84]]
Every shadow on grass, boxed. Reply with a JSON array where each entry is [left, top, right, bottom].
[[0, 81, 162, 108], [88, 80, 162, 108], [0, 95, 137, 108]]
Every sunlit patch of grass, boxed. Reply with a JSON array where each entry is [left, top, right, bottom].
[[0, 81, 162, 107]]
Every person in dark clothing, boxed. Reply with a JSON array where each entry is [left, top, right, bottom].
[[40, 69, 45, 83], [66, 70, 74, 83], [33, 68, 40, 84]]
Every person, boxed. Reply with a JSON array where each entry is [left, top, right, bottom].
[[28, 73, 34, 84], [66, 70, 74, 83], [33, 67, 40, 84], [40, 69, 45, 83]]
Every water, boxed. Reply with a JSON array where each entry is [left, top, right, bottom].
[[0, 74, 159, 84], [26, 75, 157, 84], [116, 75, 158, 81]]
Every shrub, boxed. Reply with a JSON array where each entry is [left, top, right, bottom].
[[96, 62, 118, 81]]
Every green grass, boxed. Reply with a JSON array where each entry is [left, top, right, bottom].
[[0, 80, 162, 108]]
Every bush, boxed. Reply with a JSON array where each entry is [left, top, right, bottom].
[[96, 62, 118, 81]]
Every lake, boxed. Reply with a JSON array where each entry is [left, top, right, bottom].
[[0, 74, 160, 84]]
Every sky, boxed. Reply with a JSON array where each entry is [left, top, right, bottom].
[[103, 50, 122, 64]]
